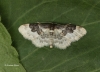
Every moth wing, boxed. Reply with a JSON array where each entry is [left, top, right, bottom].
[[54, 26, 87, 49], [18, 24, 49, 48], [53, 28, 70, 49], [54, 37, 71, 49], [18, 24, 39, 40], [32, 37, 49, 47], [65, 26, 87, 42]]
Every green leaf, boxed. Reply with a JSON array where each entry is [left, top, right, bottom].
[[0, 17, 26, 72], [0, 0, 100, 72]]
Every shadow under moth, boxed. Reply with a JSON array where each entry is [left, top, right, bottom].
[[18, 22, 87, 49]]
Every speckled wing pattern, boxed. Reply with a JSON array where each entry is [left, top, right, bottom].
[[18, 22, 87, 49]]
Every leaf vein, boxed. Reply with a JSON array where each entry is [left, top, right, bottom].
[[82, 20, 100, 26], [52, 7, 76, 21], [8, 0, 56, 30], [37, 46, 100, 72], [20, 48, 39, 61], [81, 1, 100, 25], [83, 0, 100, 10]]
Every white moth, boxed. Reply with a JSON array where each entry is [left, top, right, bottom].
[[18, 22, 87, 49]]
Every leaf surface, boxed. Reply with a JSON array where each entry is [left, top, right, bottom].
[[0, 0, 100, 72], [0, 17, 26, 72]]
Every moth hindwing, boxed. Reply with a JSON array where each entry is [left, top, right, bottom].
[[18, 22, 87, 49]]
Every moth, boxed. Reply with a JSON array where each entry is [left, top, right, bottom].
[[18, 22, 87, 49]]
